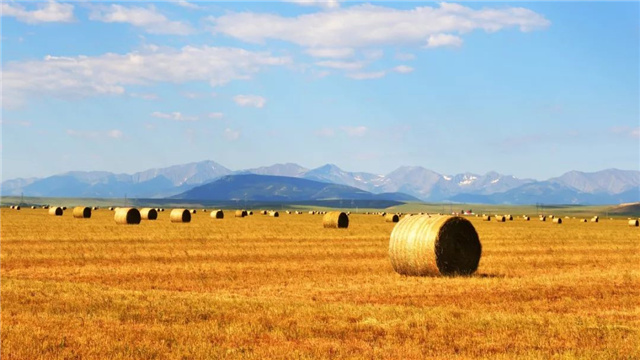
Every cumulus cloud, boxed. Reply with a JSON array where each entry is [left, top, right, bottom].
[[340, 126, 367, 137], [347, 71, 386, 80], [90, 4, 193, 35], [392, 65, 414, 74], [151, 111, 198, 122], [1, 2, 74, 24], [284, 0, 341, 9], [67, 129, 124, 140], [210, 3, 550, 49], [316, 60, 363, 70], [233, 95, 266, 108], [426, 33, 463, 48], [224, 128, 240, 140], [175, 1, 201, 10], [3, 46, 290, 106], [305, 47, 354, 58]]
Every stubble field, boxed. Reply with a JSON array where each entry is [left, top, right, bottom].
[[1, 208, 639, 359]]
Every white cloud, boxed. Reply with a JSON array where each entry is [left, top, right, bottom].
[[151, 111, 198, 122], [90, 4, 193, 35], [233, 95, 266, 108], [175, 1, 201, 10], [0, 119, 32, 127], [347, 71, 386, 80], [211, 3, 550, 48], [1, 2, 74, 24], [426, 34, 463, 48], [611, 126, 640, 139], [130, 92, 158, 100], [316, 60, 363, 70], [208, 112, 224, 119], [224, 128, 240, 140], [3, 46, 291, 106], [67, 129, 124, 140], [314, 128, 335, 137], [395, 52, 416, 61], [340, 126, 367, 137], [393, 65, 414, 74], [305, 47, 354, 58], [284, 0, 341, 9]]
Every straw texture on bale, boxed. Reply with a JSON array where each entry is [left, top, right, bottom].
[[235, 210, 246, 218], [482, 215, 491, 221], [114, 208, 141, 225], [210, 210, 224, 219], [140, 208, 158, 220], [389, 215, 481, 276], [170, 209, 191, 223], [553, 218, 562, 224], [323, 211, 349, 229], [269, 211, 279, 217], [72, 206, 91, 219], [385, 214, 400, 223], [49, 207, 63, 216], [628, 219, 639, 227], [495, 215, 506, 222]]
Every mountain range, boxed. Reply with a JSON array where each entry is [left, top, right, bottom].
[[2, 160, 638, 205]]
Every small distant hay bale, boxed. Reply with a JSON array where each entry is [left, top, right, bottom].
[[49, 207, 63, 216], [591, 217, 599, 223], [62, 206, 67, 210], [235, 210, 246, 218], [580, 218, 587, 222], [261, 210, 268, 215], [170, 209, 191, 223], [247, 211, 254, 215], [15, 205, 21, 210], [539, 216, 546, 221], [323, 211, 349, 228], [381, 212, 387, 216], [108, 207, 114, 211], [190, 209, 197, 214], [385, 214, 399, 223], [482, 215, 491, 221], [549, 215, 555, 219], [202, 209, 207, 212], [628, 219, 639, 227], [72, 206, 92, 219], [140, 208, 158, 220], [506, 214, 513, 221], [523, 216, 530, 221], [389, 215, 482, 276], [114, 208, 141, 225], [31, 206, 36, 209], [42, 205, 49, 209], [210, 210, 224, 219], [286, 210, 291, 214], [495, 215, 506, 222], [553, 218, 562, 224], [269, 211, 279, 217], [160, 208, 165, 212], [92, 206, 99, 210], [308, 211, 315, 215]]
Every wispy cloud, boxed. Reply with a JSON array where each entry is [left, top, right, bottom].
[[340, 126, 367, 137], [224, 128, 240, 140], [347, 71, 386, 80], [151, 111, 198, 122], [316, 60, 363, 70], [175, 1, 201, 10], [392, 65, 414, 74], [0, 119, 32, 127], [66, 129, 123, 140], [1, 2, 74, 24], [208, 112, 224, 119], [233, 95, 266, 108], [89, 4, 193, 35], [306, 47, 354, 59], [284, 0, 341, 9], [426, 34, 463, 48]]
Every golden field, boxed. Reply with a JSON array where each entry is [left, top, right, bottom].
[[1, 208, 639, 359]]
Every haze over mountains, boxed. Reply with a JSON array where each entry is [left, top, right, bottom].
[[2, 160, 638, 205]]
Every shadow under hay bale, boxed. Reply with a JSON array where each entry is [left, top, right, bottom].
[[114, 208, 141, 225], [323, 211, 349, 228], [389, 215, 481, 276]]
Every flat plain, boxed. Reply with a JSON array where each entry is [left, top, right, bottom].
[[1, 208, 639, 359]]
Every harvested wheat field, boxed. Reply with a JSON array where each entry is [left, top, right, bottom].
[[1, 208, 639, 359]]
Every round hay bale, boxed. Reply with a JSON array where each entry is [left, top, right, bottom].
[[549, 215, 554, 219], [15, 206, 21, 210], [261, 210, 268, 215], [506, 214, 513, 221], [190, 209, 197, 214], [42, 205, 49, 209], [591, 217, 598, 223], [323, 211, 349, 228], [72, 206, 91, 219], [114, 208, 141, 225], [92, 206, 99, 210], [170, 209, 191, 223], [523, 216, 530, 221], [308, 211, 315, 215], [247, 211, 253, 215], [628, 219, 638, 227], [210, 210, 224, 219], [385, 214, 399, 223], [286, 210, 291, 214], [553, 218, 562, 224], [49, 207, 63, 216], [269, 211, 279, 217], [495, 215, 506, 222], [31, 206, 36, 209], [62, 206, 67, 210], [593, 215, 599, 220], [389, 215, 481, 276], [235, 210, 246, 218], [539, 216, 546, 221], [580, 218, 587, 222], [482, 215, 491, 221], [108, 207, 114, 211], [10, 205, 14, 209], [140, 208, 158, 220]]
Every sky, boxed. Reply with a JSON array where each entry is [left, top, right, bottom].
[[1, 1, 639, 181]]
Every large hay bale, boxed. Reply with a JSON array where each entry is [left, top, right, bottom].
[[140, 208, 158, 220], [323, 211, 349, 228], [495, 215, 506, 222], [72, 206, 91, 219], [628, 219, 639, 227], [49, 207, 63, 216], [269, 211, 279, 217], [389, 215, 481, 276], [210, 210, 224, 219], [170, 209, 191, 223], [553, 218, 562, 224], [385, 213, 399, 223], [235, 210, 246, 218], [114, 208, 141, 225], [482, 215, 491, 221]]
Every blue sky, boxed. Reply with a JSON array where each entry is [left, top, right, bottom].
[[2, 1, 638, 181]]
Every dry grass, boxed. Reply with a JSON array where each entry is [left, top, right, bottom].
[[2, 209, 639, 359]]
